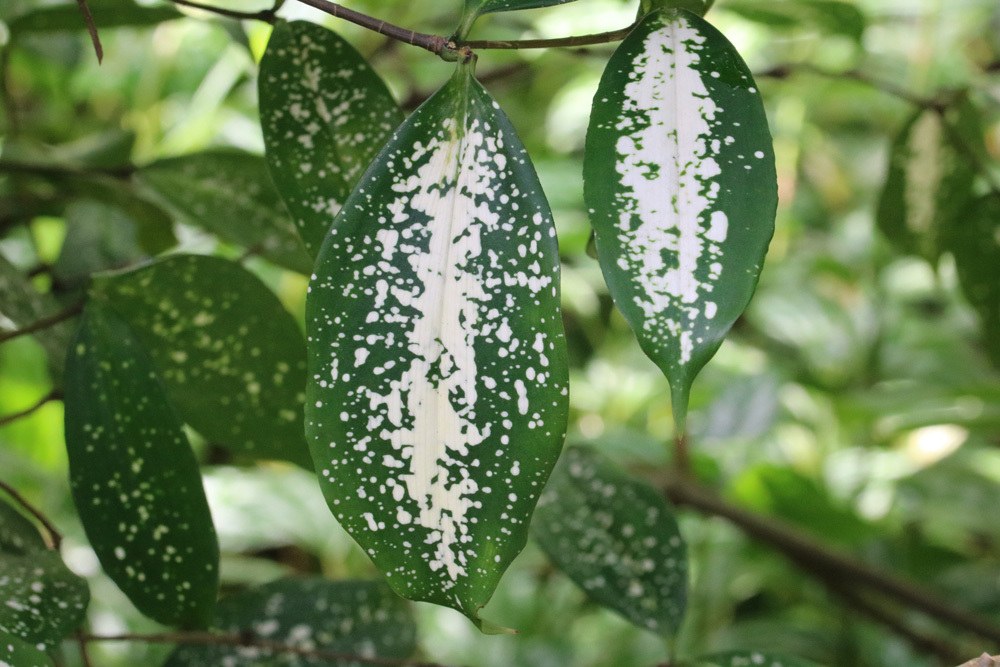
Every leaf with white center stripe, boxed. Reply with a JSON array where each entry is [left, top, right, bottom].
[[259, 20, 403, 257], [532, 445, 687, 635], [0, 550, 89, 650], [64, 305, 219, 628], [163, 578, 417, 666], [694, 651, 819, 666], [0, 631, 53, 667], [583, 9, 777, 428], [305, 61, 569, 626]]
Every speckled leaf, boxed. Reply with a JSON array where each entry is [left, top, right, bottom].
[[0, 499, 46, 555], [876, 103, 979, 262], [305, 62, 569, 625], [0, 631, 53, 667], [138, 151, 311, 274], [64, 305, 218, 628], [583, 9, 776, 427], [90, 255, 311, 468], [532, 445, 687, 635], [948, 193, 1000, 368], [163, 578, 416, 666], [259, 20, 403, 257], [0, 550, 89, 650], [694, 651, 819, 667]]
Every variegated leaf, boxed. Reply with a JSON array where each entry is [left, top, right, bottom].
[[0, 631, 53, 667], [259, 20, 403, 257], [0, 550, 89, 650], [305, 62, 569, 625], [583, 8, 776, 427]]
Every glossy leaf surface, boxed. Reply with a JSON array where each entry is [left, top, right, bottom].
[[948, 193, 1000, 367], [64, 306, 218, 628], [164, 578, 416, 666], [0, 550, 89, 650], [91, 255, 311, 467], [0, 631, 53, 667], [259, 20, 403, 257], [584, 8, 776, 425], [533, 446, 687, 635], [306, 63, 569, 623], [138, 150, 311, 274]]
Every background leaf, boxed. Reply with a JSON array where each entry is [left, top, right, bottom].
[[0, 497, 46, 554], [693, 651, 820, 666], [583, 8, 777, 426], [164, 578, 417, 666], [259, 20, 403, 257], [0, 631, 53, 667], [532, 445, 687, 635], [0, 550, 89, 650], [90, 254, 312, 468], [6, 0, 181, 35], [305, 63, 569, 623], [64, 305, 219, 628]]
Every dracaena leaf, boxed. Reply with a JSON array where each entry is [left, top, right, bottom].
[[0, 498, 46, 555], [259, 20, 403, 257], [466, 0, 576, 16], [64, 306, 219, 628], [0, 631, 53, 667], [948, 192, 1000, 368], [532, 446, 687, 636], [305, 62, 569, 626], [583, 8, 777, 427], [694, 651, 820, 667], [0, 550, 89, 650]]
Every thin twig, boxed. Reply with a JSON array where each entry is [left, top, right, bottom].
[[75, 629, 94, 667], [292, 0, 451, 56], [81, 632, 454, 667], [0, 389, 63, 429], [166, 0, 278, 23], [462, 23, 637, 50], [0, 302, 84, 345], [75, 0, 103, 63], [0, 477, 64, 549]]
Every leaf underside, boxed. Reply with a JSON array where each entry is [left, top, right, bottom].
[[64, 306, 218, 628], [583, 8, 777, 425], [305, 63, 569, 623]]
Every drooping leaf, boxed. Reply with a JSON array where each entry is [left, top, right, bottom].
[[0, 631, 53, 667], [0, 550, 89, 650], [532, 446, 687, 635], [876, 103, 979, 261], [305, 62, 569, 625], [163, 578, 417, 666], [0, 498, 46, 555], [948, 192, 1000, 367], [694, 651, 820, 667], [6, 0, 181, 35], [137, 150, 311, 274], [64, 305, 219, 628], [259, 20, 403, 257], [90, 255, 311, 468], [583, 8, 776, 427]]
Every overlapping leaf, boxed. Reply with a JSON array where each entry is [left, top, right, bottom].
[[948, 192, 1000, 367], [164, 578, 416, 666], [532, 446, 687, 635], [305, 62, 569, 624], [138, 150, 311, 273], [583, 8, 776, 426], [0, 550, 89, 650], [0, 631, 53, 667], [90, 255, 311, 467], [0, 498, 46, 554], [64, 306, 218, 628], [259, 20, 403, 257]]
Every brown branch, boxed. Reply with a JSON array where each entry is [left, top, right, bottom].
[[0, 389, 63, 429], [80, 632, 455, 667], [462, 23, 636, 50], [662, 474, 1000, 646], [0, 302, 84, 345], [292, 0, 451, 57], [75, 0, 103, 63], [0, 477, 64, 550], [165, 0, 278, 23]]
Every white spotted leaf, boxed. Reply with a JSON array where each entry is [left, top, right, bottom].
[[138, 150, 312, 274], [0, 631, 53, 667], [64, 305, 219, 628], [694, 651, 820, 666], [532, 445, 687, 636], [0, 498, 46, 555], [163, 578, 416, 666], [89, 255, 311, 468], [305, 62, 569, 625], [259, 20, 403, 258], [0, 550, 89, 650], [583, 9, 777, 427]]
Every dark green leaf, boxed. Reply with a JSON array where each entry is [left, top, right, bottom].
[[694, 651, 819, 667], [0, 631, 53, 667], [138, 150, 310, 274], [305, 63, 569, 625], [0, 550, 89, 650], [52, 200, 150, 288], [723, 0, 866, 42], [90, 254, 312, 468], [533, 446, 687, 635], [948, 192, 1000, 367], [7, 0, 181, 35], [164, 578, 417, 666], [259, 20, 403, 257], [0, 498, 46, 555], [583, 9, 776, 427], [467, 0, 577, 15], [64, 305, 219, 628]]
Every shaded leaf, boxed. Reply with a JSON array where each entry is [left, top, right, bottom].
[[305, 63, 569, 624], [64, 305, 218, 628], [466, 0, 577, 16], [7, 0, 181, 35], [259, 20, 403, 257], [532, 446, 687, 635], [583, 8, 776, 426], [0, 498, 46, 555], [52, 199, 150, 288], [90, 254, 312, 468], [723, 0, 866, 42], [0, 550, 89, 650], [0, 631, 53, 667], [948, 192, 1000, 367], [138, 150, 310, 274], [694, 651, 819, 666], [164, 578, 416, 666]]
